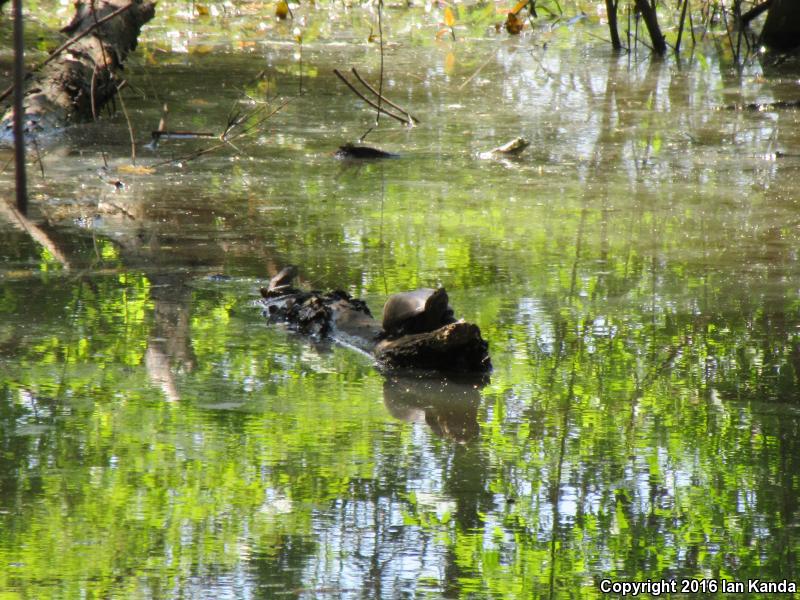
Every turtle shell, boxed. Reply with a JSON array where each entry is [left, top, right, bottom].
[[382, 287, 452, 337]]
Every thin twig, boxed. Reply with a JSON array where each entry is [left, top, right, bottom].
[[90, 0, 112, 119], [151, 97, 294, 169], [90, 65, 98, 120], [31, 136, 45, 179], [351, 68, 418, 123], [675, 0, 689, 54], [458, 55, 492, 90], [376, 0, 384, 126], [12, 0, 27, 215], [116, 80, 136, 165], [0, 1, 136, 104], [333, 69, 409, 125]]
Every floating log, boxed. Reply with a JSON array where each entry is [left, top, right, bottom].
[[0, 0, 156, 144], [259, 268, 491, 374]]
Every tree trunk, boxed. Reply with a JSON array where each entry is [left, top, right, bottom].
[[605, 0, 622, 51], [634, 0, 667, 55], [0, 0, 156, 144], [761, 0, 800, 49]]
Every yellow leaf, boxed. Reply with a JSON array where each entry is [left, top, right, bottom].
[[511, 0, 528, 15], [275, 0, 289, 20], [118, 165, 155, 175], [195, 4, 209, 16], [444, 6, 456, 28]]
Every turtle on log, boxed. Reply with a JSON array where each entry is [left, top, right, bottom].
[[381, 288, 456, 339], [258, 267, 491, 374]]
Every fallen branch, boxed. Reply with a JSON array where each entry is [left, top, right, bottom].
[[333, 69, 411, 126], [0, 0, 155, 143], [0, 199, 72, 269], [350, 68, 419, 124], [150, 97, 294, 169], [0, 1, 138, 105], [741, 0, 771, 25]]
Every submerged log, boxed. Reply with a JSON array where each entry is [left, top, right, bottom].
[[259, 268, 491, 374], [0, 0, 156, 144]]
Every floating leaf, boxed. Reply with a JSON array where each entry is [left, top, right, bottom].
[[505, 12, 523, 34], [275, 0, 289, 20], [118, 165, 155, 175], [444, 6, 456, 27], [511, 0, 528, 15]]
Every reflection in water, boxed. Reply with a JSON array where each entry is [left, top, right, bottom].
[[1, 10, 800, 599], [144, 275, 197, 403], [383, 374, 482, 443]]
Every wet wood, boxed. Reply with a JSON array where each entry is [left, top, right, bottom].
[[0, 0, 156, 143], [335, 143, 399, 159], [761, 0, 800, 50], [260, 270, 491, 374]]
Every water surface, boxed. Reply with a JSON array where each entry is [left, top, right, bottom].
[[1, 6, 800, 598]]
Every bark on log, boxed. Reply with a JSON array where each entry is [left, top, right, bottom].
[[0, 0, 155, 144], [761, 0, 800, 50], [259, 272, 492, 375]]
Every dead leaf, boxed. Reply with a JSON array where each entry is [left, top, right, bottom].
[[195, 4, 209, 16], [505, 12, 524, 34]]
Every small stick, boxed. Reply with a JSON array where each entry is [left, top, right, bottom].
[[31, 136, 45, 179], [151, 130, 216, 140], [151, 97, 294, 169], [0, 1, 136, 104], [351, 68, 419, 123], [333, 69, 409, 125], [675, 0, 689, 54], [90, 65, 98, 120], [116, 80, 136, 165], [458, 56, 493, 91], [376, 0, 384, 126]]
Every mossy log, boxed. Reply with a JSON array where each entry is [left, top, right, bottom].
[[0, 0, 155, 144], [259, 269, 492, 374]]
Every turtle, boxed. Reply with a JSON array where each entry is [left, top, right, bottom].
[[381, 287, 455, 338]]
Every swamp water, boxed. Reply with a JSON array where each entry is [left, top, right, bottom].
[[2, 7, 800, 598]]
